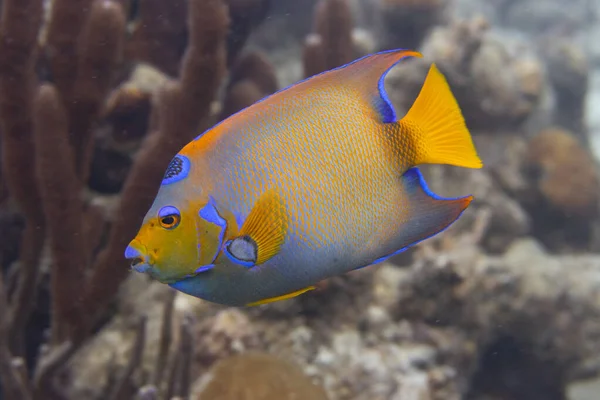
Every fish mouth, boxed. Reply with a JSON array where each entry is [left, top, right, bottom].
[[125, 242, 151, 273]]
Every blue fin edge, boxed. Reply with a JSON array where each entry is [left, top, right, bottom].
[[198, 196, 227, 265], [363, 167, 473, 267], [193, 264, 215, 274], [374, 58, 401, 123], [223, 239, 255, 268], [193, 48, 417, 141]]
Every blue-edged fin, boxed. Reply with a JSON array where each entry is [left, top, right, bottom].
[[224, 190, 288, 267], [398, 63, 483, 169], [370, 168, 472, 265], [197, 197, 227, 266], [327, 49, 423, 123], [246, 286, 316, 307]]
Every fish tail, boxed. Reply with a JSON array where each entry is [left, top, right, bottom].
[[398, 64, 483, 169]]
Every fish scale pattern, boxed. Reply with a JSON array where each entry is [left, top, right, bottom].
[[178, 50, 424, 264], [198, 87, 413, 257]]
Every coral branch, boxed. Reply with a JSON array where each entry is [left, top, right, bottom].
[[126, 0, 188, 77], [33, 84, 86, 343], [303, 0, 353, 77], [32, 341, 76, 400], [71, 0, 126, 182], [0, 274, 33, 400], [150, 289, 176, 386], [109, 316, 147, 400], [45, 0, 94, 101], [220, 51, 278, 119], [225, 0, 271, 65], [0, 0, 46, 356], [82, 0, 229, 326], [314, 0, 353, 70], [174, 314, 194, 398]]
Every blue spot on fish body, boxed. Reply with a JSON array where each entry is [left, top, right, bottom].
[[161, 155, 190, 185]]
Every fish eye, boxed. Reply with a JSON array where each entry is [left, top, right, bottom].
[[158, 206, 181, 230]]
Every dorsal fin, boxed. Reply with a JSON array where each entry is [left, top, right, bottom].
[[320, 49, 423, 123]]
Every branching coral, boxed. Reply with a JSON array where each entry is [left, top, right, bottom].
[[81, 0, 229, 332], [220, 50, 278, 119], [374, 0, 448, 51], [302, 0, 353, 78], [0, 0, 46, 356], [126, 0, 188, 77], [0, 0, 233, 395]]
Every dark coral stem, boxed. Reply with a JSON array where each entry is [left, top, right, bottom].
[[33, 84, 87, 343], [45, 0, 95, 102], [71, 0, 126, 182], [126, 0, 188, 77], [0, 274, 33, 400], [109, 316, 147, 400], [315, 0, 354, 70], [150, 289, 176, 386], [82, 0, 229, 325], [0, 0, 46, 356]]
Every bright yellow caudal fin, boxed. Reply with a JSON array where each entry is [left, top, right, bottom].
[[246, 286, 316, 307], [399, 63, 483, 169]]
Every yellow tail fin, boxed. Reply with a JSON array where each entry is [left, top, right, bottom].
[[399, 64, 483, 169]]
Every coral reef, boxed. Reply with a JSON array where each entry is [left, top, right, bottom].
[[303, 0, 354, 77], [219, 50, 279, 119], [541, 39, 590, 140], [192, 353, 330, 400], [387, 16, 546, 132], [1, 0, 600, 399], [522, 128, 600, 251], [373, 0, 448, 51]]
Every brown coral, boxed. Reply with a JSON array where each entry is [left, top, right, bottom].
[[219, 51, 278, 119], [126, 0, 188, 77], [521, 128, 600, 251], [302, 0, 354, 78], [388, 16, 545, 132], [0, 0, 233, 395], [375, 0, 447, 51], [193, 352, 330, 400], [0, 0, 46, 354], [542, 39, 589, 140], [526, 128, 600, 218]]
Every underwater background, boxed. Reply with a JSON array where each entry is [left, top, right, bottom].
[[1, 0, 600, 399]]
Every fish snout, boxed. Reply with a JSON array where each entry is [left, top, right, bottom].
[[125, 241, 151, 273]]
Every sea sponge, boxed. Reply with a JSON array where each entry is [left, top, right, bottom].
[[526, 128, 599, 219], [192, 352, 329, 400]]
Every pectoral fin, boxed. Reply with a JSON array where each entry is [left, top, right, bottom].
[[246, 286, 316, 307], [224, 190, 288, 267]]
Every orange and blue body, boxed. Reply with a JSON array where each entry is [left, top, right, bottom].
[[125, 49, 483, 307]]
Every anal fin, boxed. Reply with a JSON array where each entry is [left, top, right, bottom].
[[371, 167, 472, 265], [246, 286, 316, 307]]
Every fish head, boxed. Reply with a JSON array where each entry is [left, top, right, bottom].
[[126, 201, 201, 284]]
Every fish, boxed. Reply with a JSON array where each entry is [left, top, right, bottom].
[[125, 48, 483, 307]]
